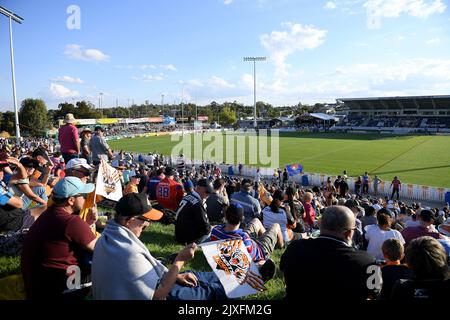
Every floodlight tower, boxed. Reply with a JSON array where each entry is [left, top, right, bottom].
[[0, 6, 24, 144], [243, 56, 266, 129]]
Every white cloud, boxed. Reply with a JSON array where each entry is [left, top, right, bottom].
[[160, 64, 178, 72], [133, 74, 164, 81], [364, 0, 447, 29], [224, 0, 233, 4], [140, 64, 157, 70], [50, 76, 83, 84], [209, 76, 236, 89], [426, 37, 441, 44], [240, 73, 254, 90], [325, 1, 337, 9], [317, 59, 450, 86], [260, 22, 327, 79], [180, 79, 205, 87], [42, 83, 80, 99], [115, 65, 134, 69], [64, 44, 110, 62]]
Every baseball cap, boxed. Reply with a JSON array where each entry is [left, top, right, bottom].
[[94, 126, 105, 132], [372, 203, 383, 213], [184, 180, 194, 189], [115, 193, 163, 221], [196, 178, 214, 194], [345, 199, 360, 209], [66, 158, 95, 171], [19, 157, 39, 169], [164, 166, 175, 176], [378, 208, 395, 219], [52, 177, 95, 199], [129, 171, 138, 179], [31, 148, 47, 159]]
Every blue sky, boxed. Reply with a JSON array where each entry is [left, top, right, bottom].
[[0, 0, 449, 111]]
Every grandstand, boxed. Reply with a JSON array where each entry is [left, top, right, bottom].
[[335, 95, 450, 133]]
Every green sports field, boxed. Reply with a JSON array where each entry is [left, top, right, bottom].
[[108, 132, 450, 188]]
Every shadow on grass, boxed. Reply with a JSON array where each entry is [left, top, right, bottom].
[[372, 164, 450, 175], [278, 132, 418, 141]]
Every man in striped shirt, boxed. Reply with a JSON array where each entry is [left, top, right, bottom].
[[209, 203, 282, 264], [176, 154, 185, 175]]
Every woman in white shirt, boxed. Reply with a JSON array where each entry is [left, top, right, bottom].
[[364, 211, 405, 260], [262, 190, 294, 243]]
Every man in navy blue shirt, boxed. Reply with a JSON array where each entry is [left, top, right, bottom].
[[144, 168, 165, 200]]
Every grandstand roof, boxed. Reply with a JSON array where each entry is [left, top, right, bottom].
[[304, 113, 339, 121], [336, 95, 450, 110]]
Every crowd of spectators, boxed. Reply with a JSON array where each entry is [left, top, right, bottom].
[[0, 113, 449, 302]]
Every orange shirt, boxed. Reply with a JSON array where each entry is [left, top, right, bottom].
[[156, 178, 184, 211]]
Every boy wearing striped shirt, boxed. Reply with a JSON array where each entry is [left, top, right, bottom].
[[209, 203, 283, 265]]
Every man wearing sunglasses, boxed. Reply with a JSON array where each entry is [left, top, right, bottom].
[[65, 158, 95, 183], [21, 177, 97, 300], [92, 193, 226, 300]]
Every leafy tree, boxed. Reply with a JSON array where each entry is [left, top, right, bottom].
[[219, 106, 237, 126], [0, 111, 15, 135], [19, 99, 50, 136], [76, 101, 102, 118]]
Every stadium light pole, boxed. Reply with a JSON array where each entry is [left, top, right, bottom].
[[243, 56, 266, 129], [0, 6, 23, 145], [181, 84, 185, 134]]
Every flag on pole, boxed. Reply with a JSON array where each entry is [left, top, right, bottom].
[[201, 239, 266, 298], [95, 159, 123, 201], [286, 163, 302, 176]]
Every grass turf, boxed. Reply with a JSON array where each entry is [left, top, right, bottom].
[[0, 222, 285, 300], [109, 132, 450, 188]]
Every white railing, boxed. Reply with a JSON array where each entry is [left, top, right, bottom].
[[172, 157, 449, 203]]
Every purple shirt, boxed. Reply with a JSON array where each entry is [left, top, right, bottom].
[[58, 124, 79, 154], [401, 225, 444, 247]]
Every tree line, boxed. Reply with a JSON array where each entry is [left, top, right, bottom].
[[0, 99, 330, 137]]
